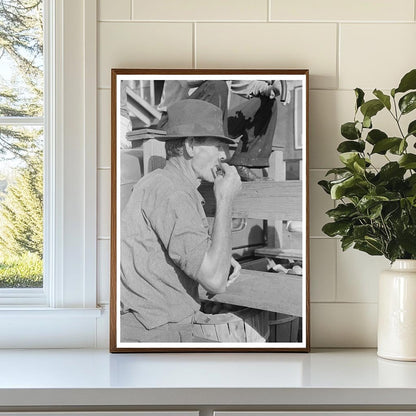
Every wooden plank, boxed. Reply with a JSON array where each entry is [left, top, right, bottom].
[[199, 269, 302, 317], [126, 86, 161, 119], [126, 128, 166, 138], [255, 247, 302, 261], [198, 181, 302, 221]]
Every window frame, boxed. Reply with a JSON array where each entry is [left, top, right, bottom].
[[0, 0, 100, 348]]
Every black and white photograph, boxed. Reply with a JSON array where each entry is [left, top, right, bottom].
[[110, 70, 309, 352]]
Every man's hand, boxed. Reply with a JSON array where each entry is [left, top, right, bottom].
[[197, 163, 241, 294], [227, 257, 241, 287], [213, 162, 242, 203]]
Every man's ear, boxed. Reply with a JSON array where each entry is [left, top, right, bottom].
[[184, 137, 195, 157]]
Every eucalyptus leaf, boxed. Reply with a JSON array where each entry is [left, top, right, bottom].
[[326, 203, 357, 219], [322, 221, 351, 237], [408, 120, 416, 137], [360, 99, 384, 119], [353, 225, 374, 240], [355, 88, 365, 110], [366, 129, 387, 145], [398, 227, 416, 255], [399, 92, 416, 115], [389, 139, 408, 155], [371, 137, 402, 154], [365, 236, 383, 251], [325, 167, 352, 176], [319, 68, 416, 262], [341, 235, 355, 251], [318, 180, 331, 194], [337, 140, 365, 153], [369, 203, 383, 219], [339, 152, 360, 167], [373, 89, 391, 110], [399, 154, 416, 169], [363, 115, 372, 129], [395, 69, 416, 94], [386, 240, 403, 263], [406, 175, 416, 196], [330, 175, 359, 199], [357, 195, 388, 212], [406, 174, 416, 187], [354, 241, 383, 256], [377, 162, 406, 181], [353, 158, 366, 174], [341, 122, 361, 140]]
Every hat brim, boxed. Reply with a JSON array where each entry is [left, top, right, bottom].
[[155, 134, 237, 145]]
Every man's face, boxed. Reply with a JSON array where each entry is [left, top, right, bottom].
[[191, 137, 229, 182]]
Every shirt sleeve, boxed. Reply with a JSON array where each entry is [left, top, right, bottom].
[[143, 190, 210, 281]]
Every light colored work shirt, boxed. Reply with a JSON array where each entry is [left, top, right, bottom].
[[120, 158, 210, 330]]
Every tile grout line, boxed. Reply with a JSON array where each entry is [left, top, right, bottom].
[[336, 22, 340, 90], [193, 22, 197, 68], [130, 0, 133, 20], [97, 19, 415, 24], [311, 301, 378, 305], [333, 229, 338, 303], [267, 0, 271, 22]]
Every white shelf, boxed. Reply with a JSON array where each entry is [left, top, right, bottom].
[[0, 349, 416, 410]]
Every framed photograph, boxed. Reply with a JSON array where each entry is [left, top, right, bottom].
[[110, 69, 310, 352]]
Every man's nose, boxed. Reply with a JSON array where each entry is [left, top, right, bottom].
[[219, 147, 230, 161]]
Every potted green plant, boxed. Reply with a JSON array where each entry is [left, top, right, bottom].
[[319, 68, 416, 361]]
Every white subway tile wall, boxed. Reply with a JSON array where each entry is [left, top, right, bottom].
[[98, 22, 193, 88], [310, 239, 337, 302], [311, 303, 378, 347], [97, 239, 111, 305], [98, 89, 111, 168], [97, 0, 416, 347], [340, 24, 416, 90], [196, 23, 338, 89], [99, 0, 131, 21], [309, 170, 334, 237], [132, 0, 268, 21], [336, 246, 389, 303], [270, 0, 414, 22], [97, 169, 111, 239]]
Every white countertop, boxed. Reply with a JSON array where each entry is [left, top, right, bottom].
[[0, 348, 416, 408]]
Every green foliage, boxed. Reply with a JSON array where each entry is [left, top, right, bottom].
[[0, 153, 43, 258], [320, 69, 416, 262], [0, 252, 42, 288], [0, 0, 43, 162], [0, 0, 44, 286]]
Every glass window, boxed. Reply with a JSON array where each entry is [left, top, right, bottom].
[[0, 0, 44, 289]]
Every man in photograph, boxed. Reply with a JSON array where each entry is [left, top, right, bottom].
[[120, 99, 243, 343]]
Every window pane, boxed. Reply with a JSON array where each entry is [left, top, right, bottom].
[[0, 126, 43, 288], [0, 0, 44, 117]]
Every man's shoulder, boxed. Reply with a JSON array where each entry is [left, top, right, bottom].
[[135, 168, 188, 198]]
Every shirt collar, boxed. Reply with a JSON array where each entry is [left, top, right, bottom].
[[164, 158, 206, 206], [164, 157, 201, 190]]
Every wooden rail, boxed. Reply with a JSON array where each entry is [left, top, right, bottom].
[[199, 269, 303, 317], [198, 180, 302, 221]]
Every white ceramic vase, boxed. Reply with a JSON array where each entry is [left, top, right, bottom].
[[378, 259, 416, 361]]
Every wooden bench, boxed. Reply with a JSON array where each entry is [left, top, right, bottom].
[[198, 180, 303, 322]]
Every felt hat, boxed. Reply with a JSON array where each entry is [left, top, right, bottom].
[[158, 99, 236, 144]]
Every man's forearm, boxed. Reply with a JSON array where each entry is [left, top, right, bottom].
[[196, 197, 233, 293]]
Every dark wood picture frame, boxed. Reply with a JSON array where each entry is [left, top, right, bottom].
[[110, 69, 310, 352]]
